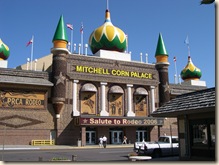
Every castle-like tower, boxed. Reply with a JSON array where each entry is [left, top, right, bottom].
[[51, 15, 69, 143], [155, 33, 170, 106]]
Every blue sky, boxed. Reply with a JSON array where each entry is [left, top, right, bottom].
[[1, 0, 215, 87]]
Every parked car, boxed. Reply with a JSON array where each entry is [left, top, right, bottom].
[[134, 136, 179, 157]]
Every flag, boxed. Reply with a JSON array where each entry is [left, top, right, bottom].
[[173, 56, 176, 62], [80, 23, 83, 34], [67, 23, 73, 30], [184, 35, 189, 45], [26, 37, 33, 47]]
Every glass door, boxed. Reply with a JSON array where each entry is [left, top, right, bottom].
[[136, 130, 147, 142], [111, 131, 122, 144], [86, 131, 96, 144]]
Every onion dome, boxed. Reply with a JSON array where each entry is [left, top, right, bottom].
[[155, 33, 169, 64], [180, 56, 202, 81], [0, 39, 10, 60], [89, 9, 127, 54], [52, 15, 68, 48]]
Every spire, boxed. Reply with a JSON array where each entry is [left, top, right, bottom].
[[155, 33, 169, 64], [105, 9, 111, 22], [52, 15, 68, 48], [155, 33, 168, 57]]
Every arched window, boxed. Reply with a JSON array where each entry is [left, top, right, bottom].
[[108, 85, 124, 116], [134, 87, 148, 117], [80, 83, 97, 115]]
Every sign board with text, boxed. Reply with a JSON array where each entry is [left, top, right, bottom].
[[73, 117, 164, 126]]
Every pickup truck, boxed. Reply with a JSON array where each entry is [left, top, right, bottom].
[[134, 136, 179, 158]]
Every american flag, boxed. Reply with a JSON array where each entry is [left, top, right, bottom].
[[80, 23, 83, 34], [173, 56, 176, 62], [66, 23, 73, 30], [26, 37, 33, 47]]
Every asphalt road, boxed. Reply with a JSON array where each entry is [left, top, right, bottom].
[[0, 147, 133, 162]]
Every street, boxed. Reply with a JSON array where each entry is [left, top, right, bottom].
[[0, 147, 179, 162], [1, 147, 133, 162]]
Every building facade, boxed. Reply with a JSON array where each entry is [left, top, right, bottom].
[[0, 8, 207, 146]]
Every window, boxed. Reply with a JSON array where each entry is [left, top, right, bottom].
[[172, 138, 179, 143], [191, 119, 215, 147], [192, 124, 208, 146]]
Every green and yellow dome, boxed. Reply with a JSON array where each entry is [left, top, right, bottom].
[[0, 39, 10, 60], [89, 9, 127, 54], [180, 56, 202, 81]]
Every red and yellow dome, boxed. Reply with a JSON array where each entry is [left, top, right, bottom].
[[89, 9, 127, 54]]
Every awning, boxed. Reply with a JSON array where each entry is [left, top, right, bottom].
[[134, 87, 148, 95], [109, 85, 124, 94], [81, 83, 97, 92], [0, 75, 53, 87]]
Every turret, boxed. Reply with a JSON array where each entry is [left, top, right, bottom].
[[51, 15, 69, 119], [155, 33, 170, 106]]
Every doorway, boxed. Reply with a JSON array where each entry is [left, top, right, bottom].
[[86, 131, 96, 144], [136, 130, 147, 142], [111, 131, 123, 144]]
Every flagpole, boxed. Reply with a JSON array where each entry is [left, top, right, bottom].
[[81, 22, 83, 55], [81, 32, 83, 55], [126, 34, 128, 53], [30, 35, 34, 70], [185, 35, 190, 57], [106, 0, 109, 10], [174, 57, 178, 84], [70, 29, 73, 53]]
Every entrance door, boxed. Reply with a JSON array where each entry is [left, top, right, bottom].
[[136, 130, 147, 142], [111, 131, 122, 144], [86, 131, 96, 144]]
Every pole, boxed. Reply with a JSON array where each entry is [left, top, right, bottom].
[[126, 34, 128, 53], [80, 23, 83, 55], [145, 53, 148, 64], [170, 124, 173, 155], [30, 35, 34, 70], [174, 57, 178, 84], [81, 33, 83, 55], [106, 0, 109, 10], [140, 53, 142, 62], [70, 29, 73, 53], [27, 58, 30, 70]]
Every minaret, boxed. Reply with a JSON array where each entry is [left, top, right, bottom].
[[51, 15, 68, 120], [155, 33, 170, 107]]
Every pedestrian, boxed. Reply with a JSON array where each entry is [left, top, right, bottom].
[[99, 136, 103, 148], [102, 135, 107, 148], [122, 135, 127, 144]]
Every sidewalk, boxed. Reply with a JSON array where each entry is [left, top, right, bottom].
[[0, 144, 133, 150]]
